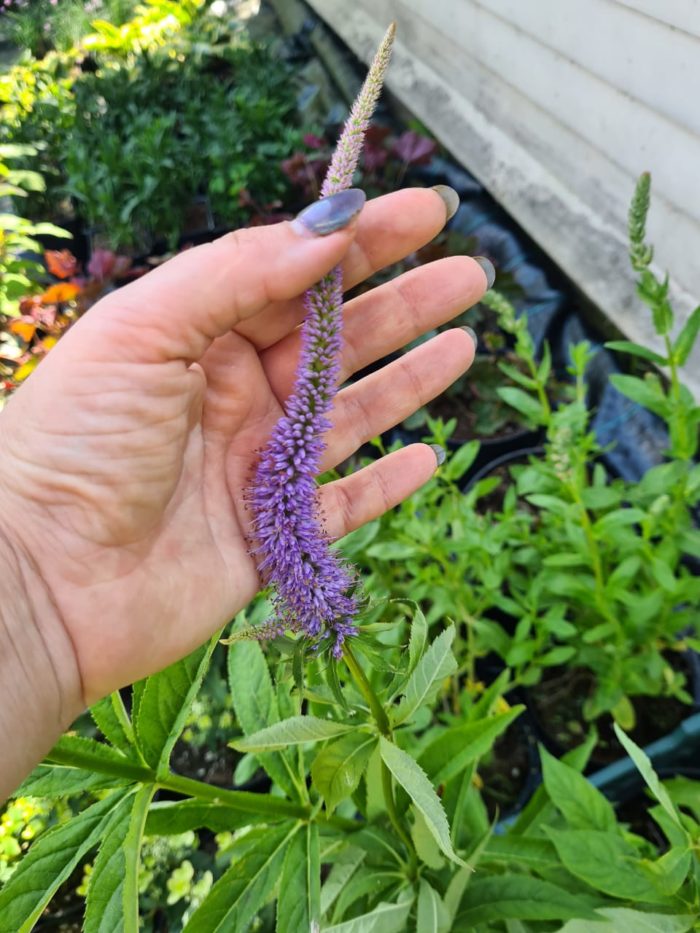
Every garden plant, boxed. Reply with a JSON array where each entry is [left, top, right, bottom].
[[1, 14, 700, 933]]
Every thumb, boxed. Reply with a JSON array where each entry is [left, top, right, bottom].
[[92, 189, 366, 363]]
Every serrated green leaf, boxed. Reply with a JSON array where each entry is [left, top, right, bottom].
[[135, 634, 218, 774], [46, 734, 148, 782], [276, 823, 320, 933], [13, 764, 126, 799], [228, 638, 300, 799], [311, 732, 377, 813], [0, 790, 128, 933], [324, 891, 413, 932], [183, 822, 299, 932], [394, 627, 457, 725], [613, 725, 685, 831], [407, 604, 428, 674], [231, 715, 355, 753], [417, 879, 450, 933], [320, 846, 365, 917], [411, 808, 444, 869], [379, 736, 464, 866], [540, 746, 616, 831], [419, 709, 523, 785], [559, 908, 696, 932], [84, 784, 154, 933], [90, 692, 134, 753]]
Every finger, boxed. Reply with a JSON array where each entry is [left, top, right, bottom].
[[262, 255, 486, 401], [319, 443, 439, 540], [234, 186, 453, 350], [320, 328, 475, 470], [83, 190, 366, 365]]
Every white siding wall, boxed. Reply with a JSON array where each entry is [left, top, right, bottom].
[[306, 0, 700, 392]]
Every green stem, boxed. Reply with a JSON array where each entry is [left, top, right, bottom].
[[343, 643, 391, 736], [46, 745, 307, 820], [343, 643, 416, 864], [159, 772, 306, 819], [381, 757, 415, 860]]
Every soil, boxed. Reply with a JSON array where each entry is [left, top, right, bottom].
[[478, 717, 539, 821], [527, 662, 697, 770]]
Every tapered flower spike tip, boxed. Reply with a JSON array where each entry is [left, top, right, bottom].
[[321, 22, 397, 197]]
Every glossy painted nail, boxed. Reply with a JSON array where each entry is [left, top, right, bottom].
[[461, 325, 478, 350], [473, 255, 496, 289], [430, 444, 446, 467], [432, 184, 460, 222], [292, 188, 366, 236]]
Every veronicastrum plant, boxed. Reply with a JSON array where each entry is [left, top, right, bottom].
[[3, 28, 700, 933], [2, 598, 700, 929]]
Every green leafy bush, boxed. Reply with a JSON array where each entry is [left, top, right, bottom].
[[1, 615, 698, 929], [1, 1, 302, 249]]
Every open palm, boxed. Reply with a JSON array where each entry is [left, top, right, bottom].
[[0, 188, 486, 709]]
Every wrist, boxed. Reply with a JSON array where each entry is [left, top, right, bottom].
[[0, 527, 83, 801]]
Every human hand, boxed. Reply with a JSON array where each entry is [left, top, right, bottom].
[[0, 187, 489, 791]]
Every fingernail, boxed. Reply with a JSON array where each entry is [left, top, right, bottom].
[[461, 325, 478, 350], [473, 255, 496, 289], [430, 444, 446, 467], [432, 184, 459, 222], [292, 188, 366, 236]]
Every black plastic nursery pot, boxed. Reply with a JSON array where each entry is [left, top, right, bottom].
[[588, 714, 700, 807]]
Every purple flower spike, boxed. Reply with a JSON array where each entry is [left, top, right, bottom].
[[249, 24, 396, 656]]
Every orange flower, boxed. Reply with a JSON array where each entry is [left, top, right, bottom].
[[40, 282, 81, 304], [8, 320, 36, 343], [44, 250, 78, 280]]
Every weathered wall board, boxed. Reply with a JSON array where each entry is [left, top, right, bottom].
[[306, 0, 700, 392]]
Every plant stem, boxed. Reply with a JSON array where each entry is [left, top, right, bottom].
[[343, 643, 416, 863], [343, 643, 391, 736]]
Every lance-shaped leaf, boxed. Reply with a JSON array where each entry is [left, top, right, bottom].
[[325, 890, 414, 933], [541, 746, 616, 831], [134, 633, 218, 774], [456, 875, 601, 925], [276, 823, 320, 933], [418, 708, 522, 785], [417, 879, 451, 933], [614, 725, 686, 832], [84, 784, 154, 933], [379, 736, 465, 866], [393, 627, 457, 725], [0, 790, 128, 932], [311, 732, 377, 813], [231, 715, 355, 753], [559, 908, 697, 932], [13, 764, 126, 799], [228, 639, 299, 800], [90, 691, 135, 753], [183, 822, 299, 932]]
